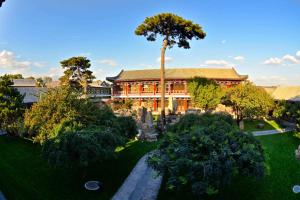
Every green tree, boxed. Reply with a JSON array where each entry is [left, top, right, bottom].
[[35, 77, 53, 87], [135, 13, 206, 127], [35, 77, 46, 87], [0, 0, 6, 7], [226, 82, 274, 128], [6, 74, 24, 79], [42, 127, 124, 176], [59, 56, 95, 94], [25, 76, 35, 80], [149, 113, 265, 198], [0, 75, 25, 136], [188, 77, 224, 112]]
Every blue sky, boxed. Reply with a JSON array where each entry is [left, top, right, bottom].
[[0, 0, 300, 85]]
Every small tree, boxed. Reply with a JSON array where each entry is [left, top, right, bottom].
[[226, 82, 274, 128], [188, 77, 224, 112], [6, 74, 23, 79], [42, 127, 124, 176], [59, 56, 95, 94], [0, 75, 25, 136], [149, 113, 265, 198], [135, 13, 206, 128], [36, 77, 52, 87]]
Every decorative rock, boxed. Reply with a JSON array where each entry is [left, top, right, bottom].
[[84, 181, 101, 191]]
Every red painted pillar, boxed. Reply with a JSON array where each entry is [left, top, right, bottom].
[[184, 99, 188, 111], [139, 98, 142, 106], [125, 83, 128, 96], [127, 83, 130, 96], [184, 81, 187, 94], [153, 98, 157, 111], [139, 83, 142, 95], [153, 82, 157, 95]]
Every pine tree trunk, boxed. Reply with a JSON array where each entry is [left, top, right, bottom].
[[160, 39, 168, 131]]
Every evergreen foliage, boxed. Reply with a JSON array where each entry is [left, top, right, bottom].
[[149, 113, 265, 198], [225, 82, 274, 126], [188, 77, 224, 111], [0, 75, 25, 136]]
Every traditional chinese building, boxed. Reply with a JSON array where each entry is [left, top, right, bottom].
[[107, 68, 248, 112]]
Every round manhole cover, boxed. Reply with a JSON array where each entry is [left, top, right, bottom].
[[292, 185, 300, 193], [84, 181, 101, 191]]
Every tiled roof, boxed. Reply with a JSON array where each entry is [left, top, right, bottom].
[[264, 86, 300, 102], [107, 68, 248, 82], [16, 87, 47, 103], [12, 79, 36, 87]]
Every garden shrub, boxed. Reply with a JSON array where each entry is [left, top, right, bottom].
[[42, 127, 125, 168], [115, 116, 138, 139], [149, 113, 265, 198], [24, 87, 118, 143]]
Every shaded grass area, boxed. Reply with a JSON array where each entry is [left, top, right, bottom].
[[158, 132, 300, 200], [0, 136, 157, 200], [244, 119, 283, 132]]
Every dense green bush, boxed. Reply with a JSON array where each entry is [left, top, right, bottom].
[[272, 101, 300, 127], [188, 77, 224, 111], [0, 75, 25, 136], [149, 113, 265, 198], [24, 87, 118, 143], [42, 127, 125, 168], [116, 116, 138, 139]]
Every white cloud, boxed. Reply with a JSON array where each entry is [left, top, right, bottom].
[[221, 40, 226, 44], [263, 52, 300, 66], [98, 59, 117, 67], [0, 50, 31, 69], [282, 54, 298, 64], [233, 56, 245, 61], [263, 57, 282, 65], [204, 60, 235, 68], [156, 56, 173, 63]]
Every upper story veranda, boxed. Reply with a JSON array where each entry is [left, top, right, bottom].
[[107, 67, 248, 98]]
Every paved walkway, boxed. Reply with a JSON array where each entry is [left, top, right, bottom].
[[252, 128, 295, 136], [112, 152, 163, 200], [0, 191, 6, 200]]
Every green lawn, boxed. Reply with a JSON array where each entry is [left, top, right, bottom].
[[158, 132, 300, 200], [0, 136, 157, 200], [244, 119, 283, 132]]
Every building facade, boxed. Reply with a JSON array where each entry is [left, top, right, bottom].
[[107, 68, 248, 112]]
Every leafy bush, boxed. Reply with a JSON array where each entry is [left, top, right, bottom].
[[225, 82, 274, 126], [24, 87, 117, 143], [116, 116, 138, 139], [149, 113, 265, 198], [188, 77, 224, 111], [42, 127, 125, 168], [0, 75, 25, 136], [272, 101, 300, 127]]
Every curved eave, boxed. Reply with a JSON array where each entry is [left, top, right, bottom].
[[114, 77, 248, 82]]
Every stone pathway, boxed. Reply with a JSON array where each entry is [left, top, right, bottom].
[[252, 128, 295, 136], [112, 152, 162, 200], [0, 191, 6, 200]]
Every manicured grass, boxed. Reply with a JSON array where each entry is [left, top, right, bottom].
[[244, 119, 283, 132], [158, 132, 300, 200], [0, 136, 157, 200]]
